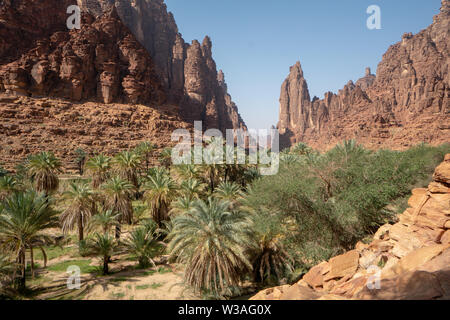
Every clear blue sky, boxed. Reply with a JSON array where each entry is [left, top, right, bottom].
[[165, 0, 442, 130]]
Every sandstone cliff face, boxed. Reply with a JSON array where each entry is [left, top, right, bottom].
[[251, 155, 450, 300], [0, 1, 165, 105], [0, 0, 246, 134], [278, 0, 449, 150], [78, 0, 247, 132]]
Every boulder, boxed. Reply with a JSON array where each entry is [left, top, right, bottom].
[[356, 271, 444, 300], [324, 250, 359, 281], [433, 156, 450, 185], [278, 283, 323, 300], [382, 244, 450, 278], [302, 261, 328, 289], [440, 230, 450, 244]]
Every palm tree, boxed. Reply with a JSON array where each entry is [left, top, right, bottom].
[[241, 167, 261, 187], [214, 181, 243, 208], [251, 225, 293, 284], [0, 191, 58, 291], [0, 254, 14, 297], [0, 176, 18, 200], [123, 226, 162, 268], [101, 177, 134, 239], [60, 181, 96, 241], [89, 233, 116, 275], [167, 198, 253, 296], [135, 142, 156, 172], [331, 139, 367, 164], [85, 154, 111, 188], [169, 196, 195, 217], [0, 254, 13, 278], [143, 172, 178, 227], [280, 153, 299, 166], [201, 139, 224, 193], [159, 148, 173, 170], [173, 164, 200, 181], [74, 148, 87, 175], [180, 178, 205, 199], [290, 142, 312, 156], [26, 152, 62, 195], [87, 209, 120, 234], [113, 151, 142, 190]]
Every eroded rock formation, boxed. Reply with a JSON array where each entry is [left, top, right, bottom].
[[278, 0, 449, 150], [0, 1, 164, 105], [251, 154, 450, 300], [77, 0, 247, 132], [0, 0, 246, 134]]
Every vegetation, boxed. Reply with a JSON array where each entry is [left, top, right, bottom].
[[124, 224, 162, 268], [26, 152, 61, 195], [168, 198, 253, 297], [89, 234, 116, 275], [101, 177, 134, 239], [0, 191, 58, 291], [0, 141, 447, 298], [244, 142, 450, 269], [60, 181, 96, 241]]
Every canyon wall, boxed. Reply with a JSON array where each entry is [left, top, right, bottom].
[[0, 0, 165, 105], [278, 0, 449, 150], [77, 0, 247, 132], [0, 0, 246, 134]]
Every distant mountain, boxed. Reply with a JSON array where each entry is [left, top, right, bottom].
[[277, 0, 449, 150]]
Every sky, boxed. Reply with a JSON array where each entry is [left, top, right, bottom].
[[164, 0, 442, 130]]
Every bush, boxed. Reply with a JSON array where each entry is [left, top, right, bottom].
[[244, 142, 450, 270], [78, 240, 91, 257]]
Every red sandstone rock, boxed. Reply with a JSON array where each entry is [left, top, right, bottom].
[[79, 0, 246, 133], [278, 1, 449, 150], [0, 2, 165, 105]]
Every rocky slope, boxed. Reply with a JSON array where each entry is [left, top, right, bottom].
[[251, 154, 450, 300], [278, 0, 449, 150], [77, 0, 246, 132], [0, 94, 190, 171]]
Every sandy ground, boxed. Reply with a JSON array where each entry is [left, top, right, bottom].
[[83, 268, 196, 300], [29, 251, 198, 300]]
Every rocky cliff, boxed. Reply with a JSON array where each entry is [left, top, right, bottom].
[[251, 154, 450, 300], [0, 4, 165, 105], [278, 0, 449, 150], [0, 0, 246, 135], [77, 0, 247, 132]]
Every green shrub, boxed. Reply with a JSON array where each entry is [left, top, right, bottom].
[[244, 142, 450, 270]]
